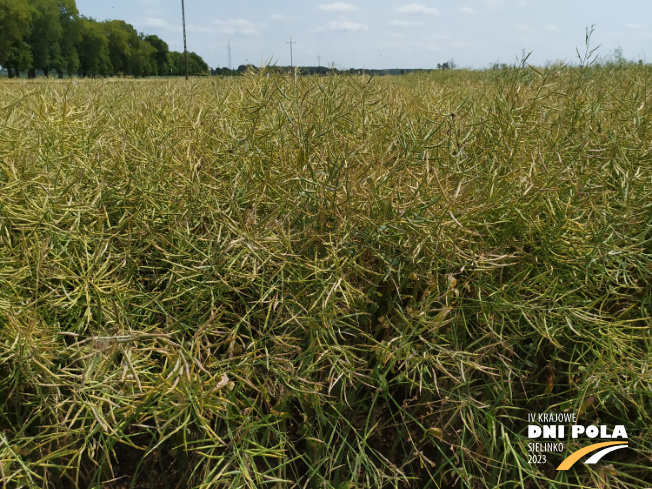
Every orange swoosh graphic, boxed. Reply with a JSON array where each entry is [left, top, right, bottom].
[[557, 441, 628, 470]]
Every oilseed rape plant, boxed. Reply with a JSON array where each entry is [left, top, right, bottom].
[[0, 64, 651, 488]]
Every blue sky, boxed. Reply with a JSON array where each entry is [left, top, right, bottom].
[[76, 0, 652, 69]]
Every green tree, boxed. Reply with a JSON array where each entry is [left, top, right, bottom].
[[103, 19, 137, 75], [0, 0, 33, 77], [6, 39, 33, 77], [167, 50, 209, 77], [187, 52, 208, 75], [77, 17, 111, 77], [168, 50, 184, 76], [143, 34, 169, 76], [55, 0, 81, 76], [128, 36, 156, 77], [26, 0, 64, 77]]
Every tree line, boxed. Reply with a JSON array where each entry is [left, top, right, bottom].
[[218, 65, 457, 77], [0, 0, 209, 78]]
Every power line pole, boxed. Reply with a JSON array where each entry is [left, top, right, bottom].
[[317, 52, 321, 68], [287, 36, 296, 67], [228, 41, 232, 71], [181, 0, 189, 80]]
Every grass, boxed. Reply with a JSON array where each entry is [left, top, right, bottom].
[[0, 63, 650, 489]]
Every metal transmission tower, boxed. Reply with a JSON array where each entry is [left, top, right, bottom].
[[181, 0, 189, 79], [228, 41, 232, 70], [287, 36, 296, 67], [317, 52, 321, 68]]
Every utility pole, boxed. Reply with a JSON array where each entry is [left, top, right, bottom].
[[317, 52, 321, 68], [181, 0, 189, 80], [228, 41, 232, 71], [287, 36, 296, 67]]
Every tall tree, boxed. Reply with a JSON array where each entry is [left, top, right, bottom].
[[143, 34, 169, 76], [26, 0, 64, 77], [128, 37, 156, 77], [2, 0, 208, 78], [168, 51, 184, 76], [168, 50, 209, 77], [187, 52, 208, 75], [55, 0, 81, 76], [76, 17, 111, 77], [6, 39, 33, 78], [103, 19, 139, 75], [0, 0, 33, 77]]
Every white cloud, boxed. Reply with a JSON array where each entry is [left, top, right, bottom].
[[214, 19, 263, 36], [394, 3, 439, 15], [143, 18, 184, 32], [144, 18, 212, 35], [316, 20, 369, 32], [389, 20, 424, 27], [626, 23, 643, 29], [145, 18, 170, 28], [188, 25, 214, 34], [318, 2, 359, 12], [460, 7, 476, 14]]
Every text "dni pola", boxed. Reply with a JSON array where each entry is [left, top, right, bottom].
[[528, 425, 628, 439]]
